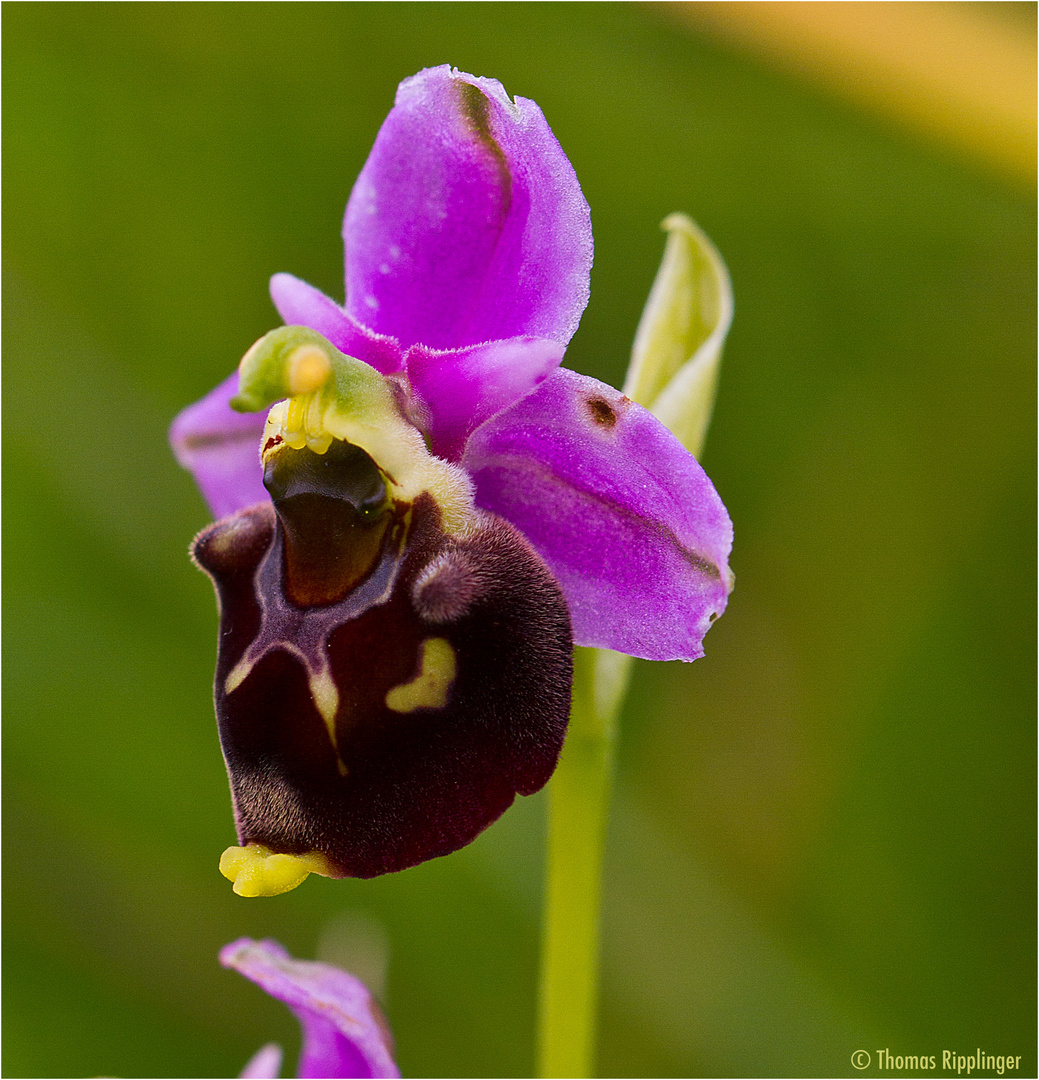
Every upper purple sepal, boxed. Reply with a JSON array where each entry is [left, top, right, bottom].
[[463, 368, 734, 661], [343, 66, 592, 351], [221, 938, 400, 1079]]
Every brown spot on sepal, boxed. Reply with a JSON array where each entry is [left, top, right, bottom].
[[586, 394, 629, 429], [194, 481, 572, 879]]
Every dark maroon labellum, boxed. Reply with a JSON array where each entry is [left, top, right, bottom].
[[193, 440, 572, 878]]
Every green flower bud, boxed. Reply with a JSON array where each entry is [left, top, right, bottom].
[[623, 214, 733, 458]]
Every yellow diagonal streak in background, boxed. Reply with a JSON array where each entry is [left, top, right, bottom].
[[663, 1, 1036, 185]]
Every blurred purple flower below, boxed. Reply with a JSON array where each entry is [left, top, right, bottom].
[[170, 66, 733, 887], [222, 938, 399, 1079]]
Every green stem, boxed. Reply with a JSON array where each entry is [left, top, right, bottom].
[[538, 647, 632, 1078]]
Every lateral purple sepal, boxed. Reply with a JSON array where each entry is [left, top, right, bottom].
[[406, 336, 564, 461], [270, 273, 403, 374], [169, 371, 269, 519], [463, 368, 734, 661], [221, 938, 400, 1080], [343, 65, 592, 351]]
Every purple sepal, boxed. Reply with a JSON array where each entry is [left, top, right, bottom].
[[221, 938, 400, 1080], [343, 65, 592, 351], [169, 371, 269, 519], [406, 336, 564, 461], [269, 274, 403, 374], [463, 368, 734, 661]]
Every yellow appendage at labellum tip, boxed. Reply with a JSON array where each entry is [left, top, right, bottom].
[[219, 843, 335, 897]]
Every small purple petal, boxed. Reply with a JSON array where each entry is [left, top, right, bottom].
[[463, 369, 734, 661], [169, 371, 269, 519], [240, 1042, 284, 1079], [406, 336, 564, 461], [221, 938, 400, 1080], [343, 65, 592, 351], [269, 274, 403, 374]]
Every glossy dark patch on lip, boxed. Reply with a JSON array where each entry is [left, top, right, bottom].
[[264, 441, 396, 607]]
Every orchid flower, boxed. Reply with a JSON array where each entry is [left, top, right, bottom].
[[170, 66, 733, 894], [221, 938, 399, 1079]]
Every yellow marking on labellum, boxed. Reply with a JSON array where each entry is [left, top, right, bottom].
[[224, 656, 254, 696], [219, 843, 334, 897], [287, 344, 332, 396], [385, 637, 457, 713], [308, 668, 347, 775]]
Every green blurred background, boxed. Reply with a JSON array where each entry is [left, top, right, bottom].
[[4, 3, 1034, 1077]]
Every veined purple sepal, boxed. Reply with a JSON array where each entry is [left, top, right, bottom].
[[192, 443, 571, 880], [463, 367, 733, 661]]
